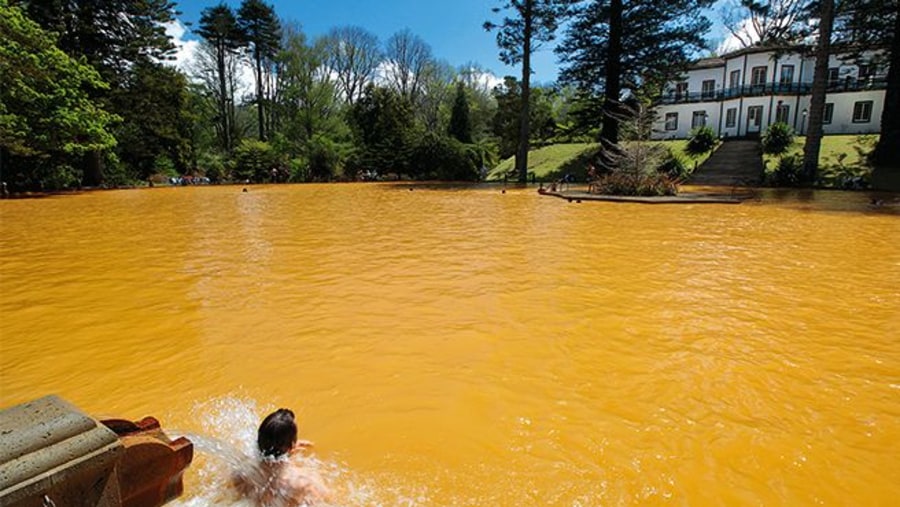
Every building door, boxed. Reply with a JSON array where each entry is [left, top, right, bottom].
[[746, 106, 763, 135]]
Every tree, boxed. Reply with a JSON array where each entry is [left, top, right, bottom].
[[196, 3, 245, 152], [417, 60, 457, 132], [448, 82, 473, 143], [721, 0, 810, 47], [348, 85, 414, 176], [801, 0, 834, 182], [833, 0, 899, 176], [485, 0, 564, 183], [274, 27, 344, 156], [114, 62, 194, 179], [491, 77, 557, 158], [17, 0, 178, 185], [322, 26, 382, 105], [238, 0, 281, 141], [0, 0, 118, 190], [557, 0, 713, 170], [384, 29, 434, 102]]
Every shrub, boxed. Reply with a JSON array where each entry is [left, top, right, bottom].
[[685, 126, 717, 157], [656, 147, 690, 179], [232, 139, 281, 183], [409, 133, 479, 181], [768, 155, 803, 186], [593, 171, 678, 196], [762, 122, 795, 156], [306, 136, 342, 181], [197, 152, 226, 183]]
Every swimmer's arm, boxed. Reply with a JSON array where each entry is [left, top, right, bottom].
[[296, 439, 314, 449]]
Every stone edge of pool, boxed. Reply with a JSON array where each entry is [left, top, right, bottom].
[[540, 190, 746, 204]]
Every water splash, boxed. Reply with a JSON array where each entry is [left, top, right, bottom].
[[168, 396, 425, 507]]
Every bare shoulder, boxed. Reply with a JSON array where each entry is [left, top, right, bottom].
[[285, 465, 331, 504]]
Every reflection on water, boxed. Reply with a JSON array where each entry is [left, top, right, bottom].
[[1, 184, 898, 505]]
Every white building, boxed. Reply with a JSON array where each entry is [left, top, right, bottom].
[[651, 46, 888, 140]]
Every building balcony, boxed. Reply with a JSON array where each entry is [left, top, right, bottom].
[[658, 77, 888, 104]]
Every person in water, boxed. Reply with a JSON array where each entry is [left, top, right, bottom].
[[233, 408, 330, 506]]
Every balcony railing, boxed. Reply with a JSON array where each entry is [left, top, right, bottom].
[[658, 77, 888, 104]]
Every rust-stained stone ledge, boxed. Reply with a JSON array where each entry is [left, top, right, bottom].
[[540, 190, 746, 204]]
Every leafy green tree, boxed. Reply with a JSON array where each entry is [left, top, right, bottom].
[[17, 0, 178, 185], [492, 77, 558, 159], [0, 0, 117, 190], [417, 60, 457, 132], [448, 82, 473, 143], [410, 133, 479, 180], [233, 139, 280, 182], [238, 0, 281, 141], [485, 0, 565, 183], [557, 0, 712, 169], [275, 27, 344, 153], [348, 85, 415, 176], [113, 62, 194, 179], [196, 3, 245, 152]]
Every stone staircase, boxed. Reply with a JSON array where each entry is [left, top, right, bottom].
[[688, 139, 763, 186]]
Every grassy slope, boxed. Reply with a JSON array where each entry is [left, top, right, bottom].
[[763, 134, 880, 171], [489, 141, 713, 182]]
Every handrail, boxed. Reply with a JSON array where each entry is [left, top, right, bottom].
[[658, 77, 888, 104]]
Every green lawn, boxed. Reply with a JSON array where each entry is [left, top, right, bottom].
[[489, 140, 715, 181], [763, 134, 880, 170]]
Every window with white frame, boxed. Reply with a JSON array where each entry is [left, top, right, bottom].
[[852, 101, 873, 123], [823, 103, 834, 124], [827, 67, 840, 87], [751, 66, 767, 86], [779, 65, 795, 85], [665, 113, 678, 130], [726, 108, 737, 128], [776, 103, 790, 124], [729, 70, 741, 89], [692, 111, 707, 128], [675, 82, 688, 99], [701, 79, 715, 99]]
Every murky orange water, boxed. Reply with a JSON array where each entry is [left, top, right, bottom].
[[1, 184, 898, 505]]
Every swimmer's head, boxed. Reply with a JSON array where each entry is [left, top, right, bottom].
[[258, 408, 297, 458]]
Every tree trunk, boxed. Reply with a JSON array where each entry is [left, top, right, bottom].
[[802, 0, 834, 183], [255, 48, 265, 141], [872, 8, 900, 170], [599, 0, 623, 171], [217, 41, 231, 152], [82, 150, 103, 187], [516, 0, 534, 184]]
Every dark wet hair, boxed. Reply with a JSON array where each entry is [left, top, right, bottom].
[[257, 408, 297, 458]]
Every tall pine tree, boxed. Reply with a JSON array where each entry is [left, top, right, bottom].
[[238, 0, 281, 141], [557, 0, 712, 169], [485, 0, 565, 183], [448, 81, 473, 143], [196, 3, 244, 152]]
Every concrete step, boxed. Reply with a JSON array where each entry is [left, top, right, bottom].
[[689, 140, 763, 186]]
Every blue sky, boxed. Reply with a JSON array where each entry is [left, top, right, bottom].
[[174, 0, 556, 82], [173, 0, 730, 84]]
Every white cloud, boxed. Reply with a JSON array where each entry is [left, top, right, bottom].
[[161, 19, 254, 99], [163, 20, 201, 74]]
